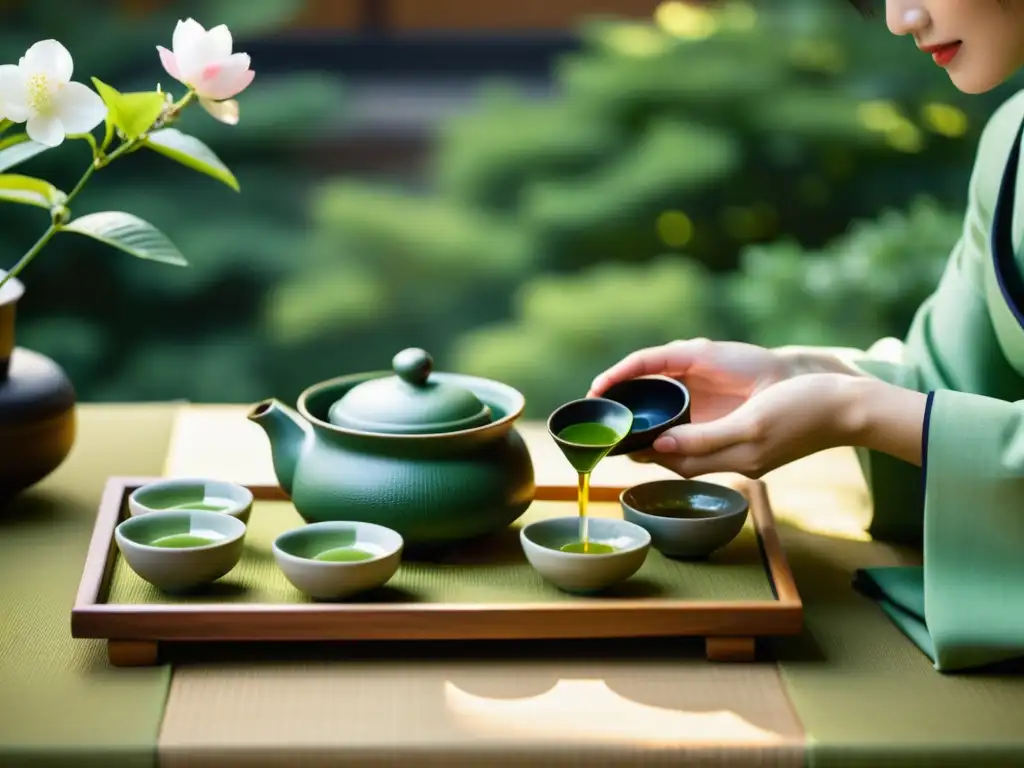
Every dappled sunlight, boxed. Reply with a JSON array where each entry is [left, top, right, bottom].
[[921, 102, 969, 138], [654, 2, 719, 41], [763, 448, 874, 542], [443, 678, 791, 746]]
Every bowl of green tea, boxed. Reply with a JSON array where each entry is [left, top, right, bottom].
[[129, 477, 254, 524], [114, 509, 247, 593], [620, 479, 748, 559], [547, 397, 633, 474], [520, 516, 650, 594], [272, 521, 404, 600]]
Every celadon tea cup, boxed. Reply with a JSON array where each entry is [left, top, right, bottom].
[[520, 516, 651, 594], [273, 521, 404, 600], [114, 509, 247, 593], [128, 477, 254, 524]]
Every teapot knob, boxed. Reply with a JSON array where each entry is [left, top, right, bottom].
[[393, 347, 433, 386]]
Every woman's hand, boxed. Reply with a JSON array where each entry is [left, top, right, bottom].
[[588, 339, 792, 424], [589, 338, 927, 478], [639, 374, 928, 478]]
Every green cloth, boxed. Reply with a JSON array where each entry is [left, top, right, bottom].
[[850, 89, 1024, 673], [0, 404, 176, 768], [107, 499, 774, 605]]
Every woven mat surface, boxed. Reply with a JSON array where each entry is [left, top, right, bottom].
[[772, 523, 1024, 768], [0, 405, 177, 768]]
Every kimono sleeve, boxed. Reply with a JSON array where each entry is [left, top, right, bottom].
[[851, 92, 1024, 671]]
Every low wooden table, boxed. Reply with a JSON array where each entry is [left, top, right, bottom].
[[3, 403, 1023, 768]]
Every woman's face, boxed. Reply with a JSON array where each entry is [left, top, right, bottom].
[[885, 0, 1024, 93]]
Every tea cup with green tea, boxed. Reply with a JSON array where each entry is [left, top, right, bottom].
[[520, 516, 651, 593], [129, 477, 254, 524], [273, 521, 404, 600], [114, 509, 247, 593]]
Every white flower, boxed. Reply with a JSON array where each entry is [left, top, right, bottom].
[[158, 19, 254, 113], [0, 40, 107, 147]]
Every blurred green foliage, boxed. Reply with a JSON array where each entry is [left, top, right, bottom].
[[451, 256, 721, 417], [3, 0, 1014, 417], [726, 196, 962, 350], [270, 0, 1002, 416], [0, 0, 345, 401]]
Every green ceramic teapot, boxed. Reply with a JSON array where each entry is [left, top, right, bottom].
[[248, 348, 536, 547]]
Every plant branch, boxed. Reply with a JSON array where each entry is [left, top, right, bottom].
[[0, 160, 96, 288], [0, 89, 197, 291]]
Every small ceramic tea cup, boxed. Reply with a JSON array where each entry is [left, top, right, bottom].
[[620, 479, 748, 559], [520, 516, 651, 594], [115, 509, 247, 593], [547, 397, 634, 474], [602, 376, 691, 456], [129, 478, 254, 524], [273, 521, 404, 600]]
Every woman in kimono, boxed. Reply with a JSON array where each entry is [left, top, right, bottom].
[[589, 0, 1024, 673]]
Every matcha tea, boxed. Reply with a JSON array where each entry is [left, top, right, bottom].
[[169, 497, 233, 512], [150, 533, 218, 548], [313, 546, 376, 563], [556, 422, 624, 474], [560, 541, 616, 555], [557, 422, 622, 447], [553, 416, 629, 554]]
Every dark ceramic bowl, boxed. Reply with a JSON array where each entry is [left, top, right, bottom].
[[602, 377, 690, 456], [619, 479, 748, 559]]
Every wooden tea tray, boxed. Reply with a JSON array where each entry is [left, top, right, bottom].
[[71, 477, 803, 667]]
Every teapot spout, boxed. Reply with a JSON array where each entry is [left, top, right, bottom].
[[247, 398, 311, 495]]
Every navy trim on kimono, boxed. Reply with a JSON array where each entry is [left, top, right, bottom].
[[990, 112, 1024, 326], [920, 390, 935, 500]]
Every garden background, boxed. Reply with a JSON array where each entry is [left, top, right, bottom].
[[2, 0, 1018, 417]]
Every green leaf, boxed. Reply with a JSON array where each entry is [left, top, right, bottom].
[[144, 128, 240, 191], [0, 119, 11, 136], [0, 139, 50, 172], [62, 211, 188, 267], [0, 133, 28, 151], [0, 174, 67, 209], [91, 77, 166, 140]]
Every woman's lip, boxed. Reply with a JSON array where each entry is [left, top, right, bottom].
[[921, 41, 962, 67], [919, 41, 961, 54]]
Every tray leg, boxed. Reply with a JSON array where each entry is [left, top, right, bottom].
[[705, 637, 756, 662], [108, 640, 159, 667]]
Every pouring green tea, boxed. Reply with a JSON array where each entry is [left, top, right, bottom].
[[547, 399, 633, 554]]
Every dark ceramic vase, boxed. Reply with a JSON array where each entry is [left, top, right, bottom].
[[0, 270, 76, 501]]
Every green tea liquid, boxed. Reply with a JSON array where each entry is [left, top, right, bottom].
[[313, 546, 375, 562], [151, 533, 217, 548], [169, 498, 233, 512], [578, 470, 591, 551], [560, 540, 615, 555], [556, 422, 622, 554]]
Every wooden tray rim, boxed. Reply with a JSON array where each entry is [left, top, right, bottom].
[[71, 476, 803, 642]]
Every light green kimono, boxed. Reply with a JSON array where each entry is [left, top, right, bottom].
[[851, 89, 1024, 672]]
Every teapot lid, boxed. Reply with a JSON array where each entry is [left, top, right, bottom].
[[327, 348, 492, 435]]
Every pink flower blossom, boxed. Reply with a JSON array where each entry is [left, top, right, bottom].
[[157, 19, 253, 103]]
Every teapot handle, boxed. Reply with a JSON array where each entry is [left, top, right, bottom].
[[393, 348, 432, 386]]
